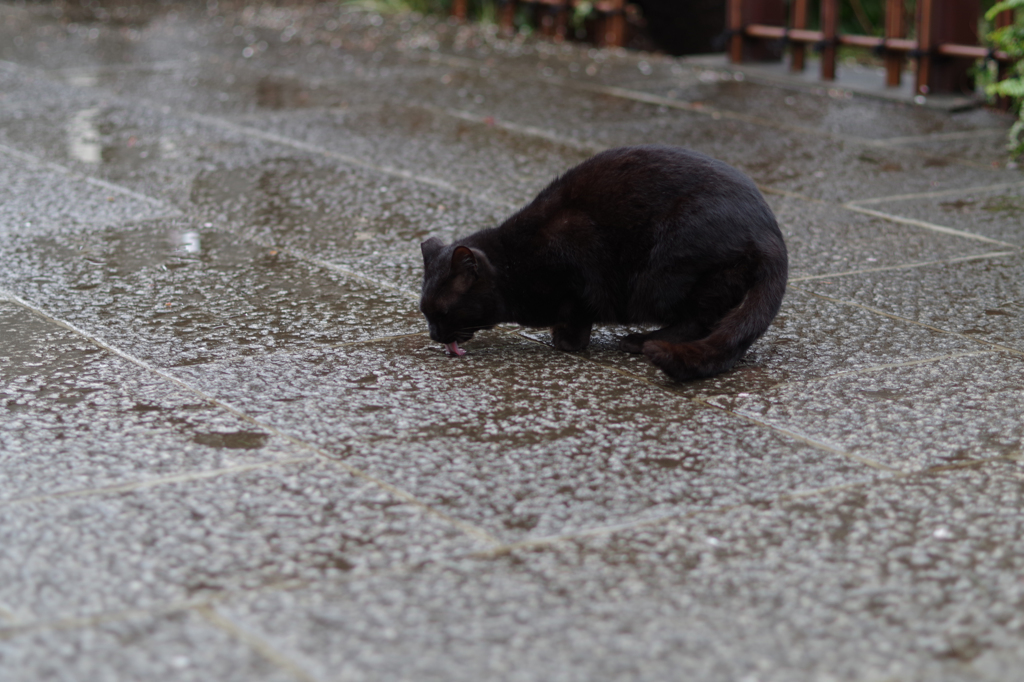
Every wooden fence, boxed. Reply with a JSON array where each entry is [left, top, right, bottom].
[[728, 0, 1015, 96], [451, 1, 1017, 97]]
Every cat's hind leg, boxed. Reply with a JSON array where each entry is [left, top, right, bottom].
[[552, 322, 593, 352], [641, 252, 788, 381], [618, 321, 707, 354], [642, 337, 746, 381]]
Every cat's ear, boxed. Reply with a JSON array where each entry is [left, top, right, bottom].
[[420, 237, 444, 264], [451, 246, 478, 276]]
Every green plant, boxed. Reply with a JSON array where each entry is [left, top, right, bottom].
[[985, 0, 1024, 157], [344, 0, 454, 15]]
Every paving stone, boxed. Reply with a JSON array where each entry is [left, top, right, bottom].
[[0, 220, 423, 367], [1, 2, 1022, 680], [897, 130, 1016, 168], [619, 74, 1012, 142], [0, 302, 305, 501], [172, 334, 874, 540], [852, 181, 1024, 248], [243, 48, 1008, 203], [708, 351, 1024, 471], [10, 12, 1009, 211], [769, 194, 999, 279], [217, 464, 1024, 682], [239, 104, 593, 206], [189, 155, 508, 293], [0, 83, 293, 212], [0, 458, 482, 621], [0, 609, 299, 682], [522, 287, 984, 398], [0, 147, 166, 234], [801, 253, 1024, 353]]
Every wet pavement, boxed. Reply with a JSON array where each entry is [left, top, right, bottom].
[[1, 1, 1023, 680]]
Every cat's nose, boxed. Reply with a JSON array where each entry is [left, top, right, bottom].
[[427, 323, 441, 342]]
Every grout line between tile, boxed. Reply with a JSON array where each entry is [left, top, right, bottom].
[[513, 330, 896, 473], [186, 112, 508, 206], [0, 604, 18, 624], [0, 142, 177, 211], [0, 458, 313, 510], [176, 49, 996, 190], [472, 478, 896, 559], [421, 104, 603, 153], [865, 128, 1007, 146], [0, 600, 206, 642], [11, 54, 520, 209], [2, 291, 502, 547], [421, 50, 1003, 169], [229, 233, 420, 301], [788, 251, 1019, 283], [759, 186, 826, 203], [762, 350, 998, 392], [696, 402, 899, 472], [790, 285, 1024, 358], [206, 111, 518, 210], [548, 76, 878, 143], [923, 455, 1017, 474], [2, 50, 1009, 481], [472, 453, 1024, 558], [224, 53, 1000, 187], [428, 49, 874, 147], [2, 142, 418, 306], [5, 450, 1016, 643], [850, 180, 1024, 206], [52, 60, 188, 76], [13, 50, 1009, 264], [197, 605, 322, 682], [841, 204, 1020, 249]]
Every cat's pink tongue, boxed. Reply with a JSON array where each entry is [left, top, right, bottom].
[[445, 341, 466, 357]]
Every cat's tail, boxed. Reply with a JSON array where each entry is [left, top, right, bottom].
[[642, 244, 788, 382]]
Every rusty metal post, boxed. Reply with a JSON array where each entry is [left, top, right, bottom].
[[553, 1, 570, 42], [739, 0, 786, 61], [499, 0, 516, 36], [539, 2, 557, 39], [884, 0, 906, 87], [820, 0, 839, 80], [602, 0, 627, 48], [728, 0, 744, 63], [914, 0, 933, 94], [791, 0, 809, 72], [916, 0, 980, 95]]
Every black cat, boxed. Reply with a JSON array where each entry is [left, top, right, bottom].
[[419, 145, 787, 381]]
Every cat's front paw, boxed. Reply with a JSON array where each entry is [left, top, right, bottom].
[[552, 323, 592, 352]]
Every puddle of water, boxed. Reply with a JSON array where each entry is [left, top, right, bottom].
[[192, 431, 270, 449], [5, 220, 424, 367], [256, 75, 312, 109]]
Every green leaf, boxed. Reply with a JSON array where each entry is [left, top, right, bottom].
[[986, 0, 1024, 22], [987, 78, 1024, 98]]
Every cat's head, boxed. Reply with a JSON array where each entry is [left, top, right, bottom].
[[419, 237, 501, 351]]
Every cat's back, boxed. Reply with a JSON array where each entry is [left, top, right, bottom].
[[544, 145, 767, 225], [515, 145, 775, 255]]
